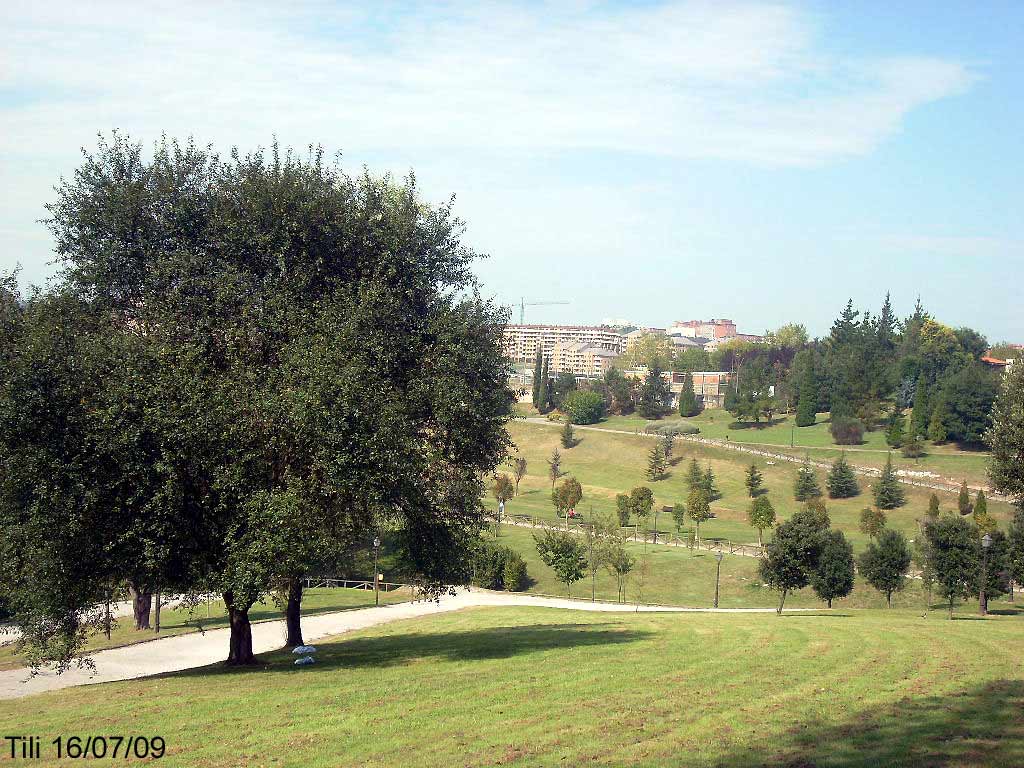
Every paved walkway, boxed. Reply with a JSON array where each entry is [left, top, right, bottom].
[[0, 590, 809, 700]]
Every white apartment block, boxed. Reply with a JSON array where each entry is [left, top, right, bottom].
[[549, 341, 620, 377], [503, 324, 623, 363]]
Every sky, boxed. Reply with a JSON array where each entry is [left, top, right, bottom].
[[1, 1, 1022, 340]]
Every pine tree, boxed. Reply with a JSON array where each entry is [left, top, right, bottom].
[[560, 420, 575, 449], [826, 452, 860, 499], [928, 396, 949, 444], [531, 348, 543, 410], [745, 462, 763, 498], [539, 356, 550, 413], [927, 493, 941, 520], [973, 490, 995, 532], [646, 444, 666, 481], [795, 364, 818, 427], [700, 465, 720, 501], [794, 458, 822, 501], [615, 493, 631, 527], [885, 409, 904, 448], [958, 480, 972, 516], [910, 373, 930, 439], [686, 457, 702, 489], [662, 431, 675, 460], [874, 454, 906, 510], [678, 371, 699, 417]]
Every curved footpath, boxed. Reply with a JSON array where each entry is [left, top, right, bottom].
[[0, 590, 811, 700]]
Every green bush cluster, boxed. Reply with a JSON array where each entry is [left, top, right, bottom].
[[561, 390, 606, 424], [829, 416, 865, 445], [471, 543, 529, 591], [644, 419, 700, 436]]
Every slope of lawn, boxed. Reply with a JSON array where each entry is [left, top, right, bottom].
[[0, 587, 411, 671], [518, 401, 995, 487], [493, 524, 973, 611], [504, 420, 1013, 551], [4, 605, 1024, 767]]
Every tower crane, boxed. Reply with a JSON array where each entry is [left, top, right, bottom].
[[519, 297, 570, 324]]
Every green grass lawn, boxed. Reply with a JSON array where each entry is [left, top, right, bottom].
[[504, 420, 1014, 552], [563, 406, 994, 486], [4, 605, 1023, 767], [0, 587, 411, 671]]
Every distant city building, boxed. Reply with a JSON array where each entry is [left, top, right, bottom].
[[503, 324, 623, 363], [982, 355, 1016, 373], [622, 367, 733, 409], [669, 318, 737, 340], [550, 341, 619, 377]]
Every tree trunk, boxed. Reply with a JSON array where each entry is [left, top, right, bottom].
[[757, 529, 763, 548], [130, 587, 152, 630], [887, 592, 892, 608], [827, 598, 832, 609], [948, 597, 954, 620], [153, 590, 161, 633], [224, 592, 257, 665], [284, 577, 304, 647], [777, 588, 788, 615]]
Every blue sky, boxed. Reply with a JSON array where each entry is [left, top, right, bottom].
[[1, 1, 1021, 339]]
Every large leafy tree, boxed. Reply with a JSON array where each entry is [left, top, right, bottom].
[[924, 515, 980, 618], [533, 527, 587, 596], [747, 495, 776, 547], [810, 530, 855, 608], [986, 361, 1024, 506], [3, 136, 514, 667], [942, 364, 999, 444], [858, 528, 912, 607], [759, 506, 829, 614]]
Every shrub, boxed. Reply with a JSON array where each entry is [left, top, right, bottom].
[[502, 553, 528, 591], [645, 419, 699, 436], [561, 390, 605, 425], [471, 544, 527, 590], [830, 416, 865, 445]]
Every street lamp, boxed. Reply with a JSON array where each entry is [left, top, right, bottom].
[[714, 550, 724, 608], [373, 536, 381, 607], [980, 533, 992, 616]]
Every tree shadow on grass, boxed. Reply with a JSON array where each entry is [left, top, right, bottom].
[[715, 679, 1024, 767], [175, 622, 651, 679]]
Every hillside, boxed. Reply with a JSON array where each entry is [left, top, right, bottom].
[[502, 420, 1014, 552], [5, 605, 1023, 767]]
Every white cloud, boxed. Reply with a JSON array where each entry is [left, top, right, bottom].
[[0, 1, 974, 166], [0, 0, 977, 283]]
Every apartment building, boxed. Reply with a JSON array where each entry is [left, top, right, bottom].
[[503, 324, 623, 363], [622, 367, 733, 409], [669, 318, 738, 340], [549, 341, 620, 377]]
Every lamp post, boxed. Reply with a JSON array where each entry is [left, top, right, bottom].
[[714, 550, 724, 608], [373, 536, 381, 607], [980, 533, 992, 616]]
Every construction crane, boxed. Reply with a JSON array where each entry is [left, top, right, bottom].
[[519, 297, 570, 324]]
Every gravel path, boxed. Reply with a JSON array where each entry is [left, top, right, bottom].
[[0, 589, 811, 700]]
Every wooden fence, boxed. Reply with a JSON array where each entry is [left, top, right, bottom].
[[303, 577, 410, 593], [495, 513, 765, 559]]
